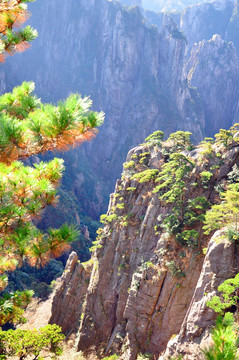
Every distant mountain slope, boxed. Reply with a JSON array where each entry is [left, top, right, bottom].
[[142, 0, 213, 11], [116, 0, 217, 13], [118, 0, 143, 6]]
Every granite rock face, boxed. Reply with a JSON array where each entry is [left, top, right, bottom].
[[2, 0, 239, 217], [49, 252, 92, 335], [45, 137, 239, 359], [142, 0, 212, 12], [160, 233, 239, 359], [183, 34, 239, 137], [119, 0, 143, 7], [180, 0, 235, 49]]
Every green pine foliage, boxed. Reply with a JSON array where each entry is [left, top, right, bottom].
[[200, 171, 213, 188], [203, 183, 239, 235], [0, 324, 65, 359], [0, 82, 103, 286], [0, 82, 104, 162], [228, 165, 239, 184], [167, 131, 193, 152], [0, 77, 103, 329], [0, 290, 33, 326], [154, 153, 195, 203], [203, 313, 239, 360], [144, 130, 164, 146], [131, 169, 159, 183], [207, 273, 239, 314], [0, 0, 38, 62], [0, 1, 104, 356]]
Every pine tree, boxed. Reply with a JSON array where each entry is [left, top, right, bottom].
[[203, 313, 239, 360], [0, 82, 104, 324], [0, 0, 37, 62], [203, 183, 239, 235], [0, 1, 104, 327]]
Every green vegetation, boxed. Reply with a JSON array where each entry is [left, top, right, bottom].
[[184, 197, 210, 226], [228, 165, 239, 184], [144, 130, 164, 146], [207, 273, 239, 314], [0, 3, 104, 356], [203, 313, 238, 360], [0, 0, 38, 62], [139, 152, 150, 165], [136, 353, 153, 360], [100, 214, 118, 224], [139, 152, 150, 158], [127, 187, 136, 192], [126, 131, 212, 249], [165, 260, 185, 279], [116, 203, 125, 210], [0, 324, 64, 359], [198, 137, 214, 161], [215, 129, 234, 150], [154, 153, 195, 205], [131, 169, 159, 183], [124, 212, 134, 220], [102, 355, 119, 360], [205, 263, 239, 360], [0, 290, 33, 326], [123, 160, 135, 169], [0, 81, 103, 323], [153, 150, 206, 247], [166, 131, 193, 152], [89, 238, 103, 252], [198, 124, 239, 164], [200, 171, 213, 188], [203, 183, 239, 235]]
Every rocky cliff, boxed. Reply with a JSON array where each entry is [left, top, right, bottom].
[[119, 0, 143, 7], [36, 130, 239, 359], [182, 34, 239, 136], [2, 0, 239, 218], [179, 0, 235, 49], [160, 233, 239, 359], [142, 0, 212, 12]]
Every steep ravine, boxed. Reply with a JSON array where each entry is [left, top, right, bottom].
[[30, 131, 239, 359]]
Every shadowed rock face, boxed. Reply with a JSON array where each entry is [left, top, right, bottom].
[[44, 137, 239, 360], [119, 0, 143, 6], [160, 234, 239, 360], [1, 0, 239, 218]]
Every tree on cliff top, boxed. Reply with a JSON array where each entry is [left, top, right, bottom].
[[0, 0, 104, 326]]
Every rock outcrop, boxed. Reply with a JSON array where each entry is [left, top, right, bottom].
[[44, 132, 239, 359], [160, 233, 239, 359], [49, 252, 92, 336]]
